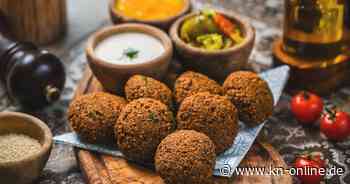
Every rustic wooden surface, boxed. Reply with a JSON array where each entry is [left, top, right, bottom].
[[73, 67, 293, 184], [0, 0, 67, 45]]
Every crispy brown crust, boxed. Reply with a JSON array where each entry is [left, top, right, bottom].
[[68, 92, 127, 143], [125, 75, 173, 108], [115, 98, 175, 163], [223, 71, 274, 125], [174, 71, 223, 105], [177, 92, 238, 154], [155, 130, 216, 184]]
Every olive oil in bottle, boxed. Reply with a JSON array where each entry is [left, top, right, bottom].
[[343, 0, 350, 50], [283, 0, 345, 59]]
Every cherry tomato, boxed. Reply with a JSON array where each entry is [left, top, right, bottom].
[[290, 91, 324, 124], [320, 109, 350, 141], [294, 152, 325, 184]]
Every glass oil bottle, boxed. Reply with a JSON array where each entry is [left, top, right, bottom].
[[283, 0, 345, 59]]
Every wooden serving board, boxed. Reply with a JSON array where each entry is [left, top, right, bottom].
[[73, 66, 293, 184]]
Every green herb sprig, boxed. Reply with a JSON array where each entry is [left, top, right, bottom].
[[119, 47, 139, 61], [148, 112, 159, 123]]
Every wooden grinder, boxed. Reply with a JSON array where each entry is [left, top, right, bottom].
[[0, 0, 67, 45]]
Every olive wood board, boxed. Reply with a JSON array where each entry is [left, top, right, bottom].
[[73, 66, 293, 184]]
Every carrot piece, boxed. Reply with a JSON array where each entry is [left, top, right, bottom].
[[214, 13, 235, 34], [213, 13, 243, 44]]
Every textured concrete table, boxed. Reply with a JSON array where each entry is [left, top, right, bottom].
[[0, 0, 349, 184]]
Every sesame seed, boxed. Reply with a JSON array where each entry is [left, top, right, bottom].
[[0, 133, 42, 163]]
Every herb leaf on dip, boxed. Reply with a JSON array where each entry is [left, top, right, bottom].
[[124, 47, 139, 60]]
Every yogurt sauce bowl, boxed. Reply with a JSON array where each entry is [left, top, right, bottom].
[[94, 32, 165, 65], [86, 24, 173, 94]]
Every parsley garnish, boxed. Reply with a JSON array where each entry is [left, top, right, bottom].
[[120, 47, 139, 61], [141, 75, 148, 85], [148, 112, 159, 123]]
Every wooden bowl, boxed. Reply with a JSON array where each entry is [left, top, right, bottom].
[[86, 24, 173, 94], [0, 112, 52, 184], [170, 11, 255, 81], [109, 0, 191, 30]]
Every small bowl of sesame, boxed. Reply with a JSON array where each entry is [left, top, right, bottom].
[[0, 112, 52, 184]]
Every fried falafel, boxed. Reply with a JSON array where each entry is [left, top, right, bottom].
[[223, 71, 274, 125], [174, 71, 223, 105], [68, 92, 127, 143], [155, 130, 216, 184], [125, 75, 173, 108], [115, 98, 175, 163], [177, 92, 238, 154]]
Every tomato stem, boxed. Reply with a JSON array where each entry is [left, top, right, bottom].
[[325, 106, 337, 121], [302, 91, 310, 100]]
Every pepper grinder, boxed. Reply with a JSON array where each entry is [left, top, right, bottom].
[[0, 13, 66, 109], [273, 0, 350, 95]]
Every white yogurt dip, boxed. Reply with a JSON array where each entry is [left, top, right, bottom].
[[94, 32, 165, 65]]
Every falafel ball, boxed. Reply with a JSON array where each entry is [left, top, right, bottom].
[[125, 75, 173, 108], [174, 71, 223, 105], [68, 92, 127, 143], [155, 130, 216, 184], [115, 98, 175, 163], [177, 92, 238, 154], [223, 71, 274, 125]]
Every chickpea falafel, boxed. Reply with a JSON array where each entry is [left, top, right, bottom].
[[115, 98, 175, 163], [174, 71, 223, 105], [223, 71, 274, 125], [177, 92, 238, 154], [155, 130, 216, 184], [125, 75, 173, 108], [68, 92, 127, 143]]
